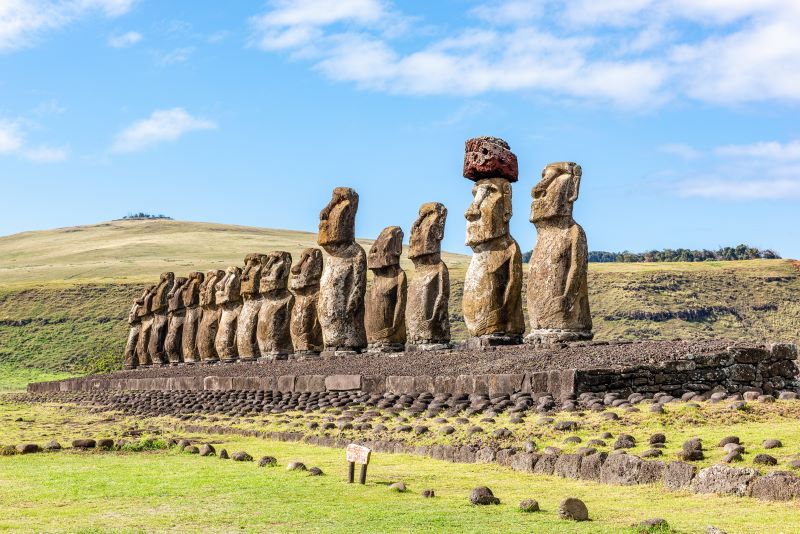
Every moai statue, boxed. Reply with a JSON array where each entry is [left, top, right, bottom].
[[147, 272, 175, 365], [197, 269, 224, 363], [290, 248, 324, 356], [317, 187, 367, 353], [135, 285, 155, 366], [236, 253, 267, 361], [181, 271, 204, 364], [365, 226, 407, 352], [165, 276, 189, 364], [462, 136, 525, 346], [257, 251, 295, 360], [526, 162, 592, 344], [124, 286, 151, 369], [214, 266, 242, 362], [406, 202, 451, 351]]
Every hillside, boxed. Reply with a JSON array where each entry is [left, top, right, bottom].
[[0, 219, 798, 389]]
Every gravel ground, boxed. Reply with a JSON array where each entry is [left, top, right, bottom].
[[102, 339, 745, 379]]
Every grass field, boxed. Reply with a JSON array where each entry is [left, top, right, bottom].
[[2, 397, 799, 533], [0, 219, 798, 391]]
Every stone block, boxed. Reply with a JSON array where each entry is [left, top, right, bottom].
[[277, 375, 297, 392], [690, 465, 759, 497], [728, 364, 757, 382], [511, 452, 538, 473], [434, 375, 457, 394], [559, 369, 577, 399], [361, 375, 386, 394], [663, 461, 696, 490], [386, 375, 414, 394], [532, 453, 558, 475], [476, 447, 496, 464], [295, 375, 326, 392], [232, 376, 263, 390], [547, 370, 563, 399], [578, 452, 607, 481], [769, 343, 798, 361], [600, 454, 643, 485], [637, 460, 666, 485], [554, 453, 582, 479], [729, 347, 768, 364], [749, 471, 800, 501], [495, 449, 516, 467], [258, 376, 275, 391], [530, 371, 549, 393], [203, 376, 232, 391], [488, 374, 525, 396], [413, 376, 435, 394]]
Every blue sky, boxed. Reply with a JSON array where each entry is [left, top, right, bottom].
[[1, 0, 798, 258]]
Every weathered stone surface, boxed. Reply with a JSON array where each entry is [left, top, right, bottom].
[[469, 486, 500, 505], [317, 187, 367, 352], [197, 269, 224, 362], [134, 285, 155, 366], [231, 451, 253, 462], [526, 162, 592, 345], [215, 266, 242, 362], [236, 253, 266, 360], [511, 452, 538, 473], [72, 439, 96, 449], [578, 452, 607, 481], [290, 248, 324, 354], [125, 285, 150, 369], [749, 471, 800, 501], [165, 276, 189, 364], [148, 272, 175, 365], [324, 374, 361, 391], [16, 443, 41, 454], [407, 202, 451, 348], [181, 271, 205, 363], [463, 136, 518, 182], [554, 453, 582, 479], [533, 453, 559, 475], [257, 251, 295, 359], [519, 499, 540, 513], [637, 460, 666, 484], [366, 226, 407, 352], [600, 453, 643, 485], [463, 144, 524, 342], [691, 465, 759, 496], [558, 497, 588, 521]]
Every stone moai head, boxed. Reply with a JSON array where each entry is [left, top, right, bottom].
[[151, 272, 175, 311], [200, 269, 224, 307], [409, 202, 447, 259], [318, 187, 359, 247], [260, 251, 293, 293], [368, 226, 404, 270], [132, 285, 154, 322], [531, 161, 582, 223], [240, 253, 267, 297], [183, 271, 205, 307], [463, 137, 517, 247], [215, 266, 242, 305], [290, 248, 323, 290], [167, 277, 189, 312]]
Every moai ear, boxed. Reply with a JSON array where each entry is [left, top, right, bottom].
[[502, 181, 513, 223], [568, 167, 581, 203]]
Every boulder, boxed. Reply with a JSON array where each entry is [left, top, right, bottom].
[[691, 465, 759, 496], [231, 451, 253, 462], [600, 453, 643, 485], [258, 456, 278, 467], [286, 461, 306, 471], [554, 453, 582, 479], [763, 439, 782, 449], [184, 445, 200, 454], [72, 439, 96, 449], [637, 460, 666, 485], [558, 498, 588, 521], [519, 499, 540, 512], [511, 452, 538, 473], [753, 454, 777, 466], [718, 436, 739, 447], [749, 471, 800, 501], [308, 467, 324, 476], [578, 452, 607, 481], [199, 444, 216, 457], [389, 482, 406, 492], [97, 439, 115, 450], [532, 453, 559, 475], [421, 489, 435, 498], [15, 443, 41, 454], [43, 440, 62, 451], [469, 486, 500, 505], [219, 449, 229, 459], [663, 461, 696, 490]]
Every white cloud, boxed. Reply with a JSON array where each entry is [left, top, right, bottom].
[[678, 178, 800, 200], [0, 0, 136, 51], [108, 30, 142, 48], [111, 108, 216, 153], [715, 140, 800, 161], [23, 145, 69, 162], [156, 46, 194, 65], [0, 121, 23, 154], [0, 119, 68, 163], [249, 0, 800, 107], [659, 143, 701, 160]]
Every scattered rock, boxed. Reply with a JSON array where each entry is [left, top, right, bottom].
[[43, 440, 61, 451], [184, 445, 200, 454], [258, 456, 277, 467], [519, 499, 539, 512], [308, 467, 324, 476], [421, 489, 435, 498], [753, 454, 777, 466], [97, 439, 114, 450], [72, 439, 96, 449], [439, 426, 455, 435], [218, 449, 229, 459], [15, 443, 41, 454], [558, 497, 588, 521], [554, 420, 579, 431], [678, 449, 704, 461], [718, 436, 739, 447], [649, 433, 666, 445], [176, 439, 191, 450], [613, 434, 636, 450], [231, 451, 253, 462], [691, 465, 759, 496], [722, 451, 742, 463], [638, 518, 669, 531], [286, 461, 307, 471], [389, 482, 407, 492], [524, 441, 537, 453], [641, 449, 663, 458], [763, 439, 782, 449], [0, 445, 16, 456], [469, 486, 500, 505], [199, 444, 216, 457]]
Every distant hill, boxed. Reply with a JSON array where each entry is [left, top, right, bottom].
[[0, 219, 798, 390]]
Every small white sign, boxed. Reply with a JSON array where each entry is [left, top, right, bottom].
[[346, 443, 371, 465]]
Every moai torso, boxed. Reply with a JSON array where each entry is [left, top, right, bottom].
[[366, 226, 407, 351], [181, 271, 204, 363], [197, 269, 224, 362], [124, 287, 149, 369], [147, 272, 175, 364], [317, 187, 367, 352], [290, 248, 324, 355], [407, 202, 450, 347], [165, 276, 189, 364], [215, 266, 242, 362], [462, 137, 524, 343], [526, 162, 592, 342], [135, 286, 155, 366], [237, 254, 266, 360], [257, 251, 295, 359]]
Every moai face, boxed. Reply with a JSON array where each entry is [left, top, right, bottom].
[[318, 187, 359, 247], [290, 248, 323, 290], [531, 162, 581, 223], [167, 277, 189, 312], [259, 251, 292, 293], [135, 285, 155, 319], [201, 269, 224, 307], [240, 253, 266, 297], [409, 203, 447, 259], [215, 266, 242, 305], [463, 136, 518, 182], [151, 272, 175, 311], [368, 226, 403, 270], [465, 178, 513, 247], [183, 271, 205, 307]]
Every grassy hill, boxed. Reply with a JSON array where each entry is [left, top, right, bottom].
[[0, 219, 798, 390]]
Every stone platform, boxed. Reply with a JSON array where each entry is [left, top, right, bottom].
[[28, 340, 800, 399]]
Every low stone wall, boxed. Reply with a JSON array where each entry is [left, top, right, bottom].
[[28, 343, 799, 399]]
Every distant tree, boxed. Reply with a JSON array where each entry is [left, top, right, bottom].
[[586, 244, 780, 263]]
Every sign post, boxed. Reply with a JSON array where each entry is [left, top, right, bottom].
[[346, 444, 371, 484]]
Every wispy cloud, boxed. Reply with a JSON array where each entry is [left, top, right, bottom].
[[108, 30, 142, 48], [23, 145, 69, 162], [111, 108, 216, 153], [659, 143, 701, 160], [249, 0, 800, 107], [155, 46, 194, 65], [0, 119, 68, 163], [0, 0, 137, 51], [0, 121, 23, 154]]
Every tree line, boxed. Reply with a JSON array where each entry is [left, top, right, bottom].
[[521, 244, 780, 263], [121, 213, 173, 220]]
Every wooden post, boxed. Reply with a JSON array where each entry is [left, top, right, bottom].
[[345, 443, 372, 485], [348, 461, 355, 483], [359, 464, 367, 484]]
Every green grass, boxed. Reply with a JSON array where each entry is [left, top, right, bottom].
[[0, 364, 72, 392], [1, 399, 798, 533], [0, 219, 798, 386]]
